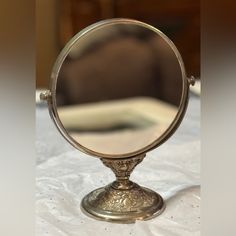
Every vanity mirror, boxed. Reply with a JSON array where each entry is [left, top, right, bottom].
[[40, 18, 195, 223]]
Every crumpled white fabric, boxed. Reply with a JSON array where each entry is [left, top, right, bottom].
[[36, 95, 200, 236]]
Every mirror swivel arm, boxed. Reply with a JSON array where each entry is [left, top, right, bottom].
[[187, 76, 196, 86], [40, 90, 52, 101]]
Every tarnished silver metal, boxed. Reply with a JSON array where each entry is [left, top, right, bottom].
[[81, 155, 165, 223], [41, 18, 194, 223]]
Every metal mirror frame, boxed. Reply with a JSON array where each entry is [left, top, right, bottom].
[[42, 18, 192, 159]]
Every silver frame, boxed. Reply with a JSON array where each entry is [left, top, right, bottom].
[[46, 18, 190, 159]]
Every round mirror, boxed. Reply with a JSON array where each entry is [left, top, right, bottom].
[[50, 18, 188, 158]]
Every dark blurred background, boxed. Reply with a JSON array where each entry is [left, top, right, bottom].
[[36, 0, 200, 88]]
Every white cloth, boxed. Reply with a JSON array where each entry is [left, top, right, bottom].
[[36, 95, 200, 236]]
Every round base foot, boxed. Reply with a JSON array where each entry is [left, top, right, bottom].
[[81, 182, 165, 223]]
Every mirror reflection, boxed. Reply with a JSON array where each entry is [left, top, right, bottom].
[[56, 22, 183, 155]]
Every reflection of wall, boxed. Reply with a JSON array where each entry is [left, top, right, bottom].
[[57, 29, 183, 107], [36, 0, 60, 88]]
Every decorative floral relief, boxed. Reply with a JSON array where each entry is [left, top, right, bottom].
[[88, 184, 158, 212], [101, 155, 145, 178]]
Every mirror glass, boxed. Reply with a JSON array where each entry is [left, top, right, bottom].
[[55, 21, 183, 156]]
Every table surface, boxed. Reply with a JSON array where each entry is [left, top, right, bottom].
[[36, 94, 200, 236]]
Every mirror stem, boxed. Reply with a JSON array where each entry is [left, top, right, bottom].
[[101, 154, 145, 190]]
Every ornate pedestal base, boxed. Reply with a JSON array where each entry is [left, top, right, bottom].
[[81, 155, 165, 223]]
